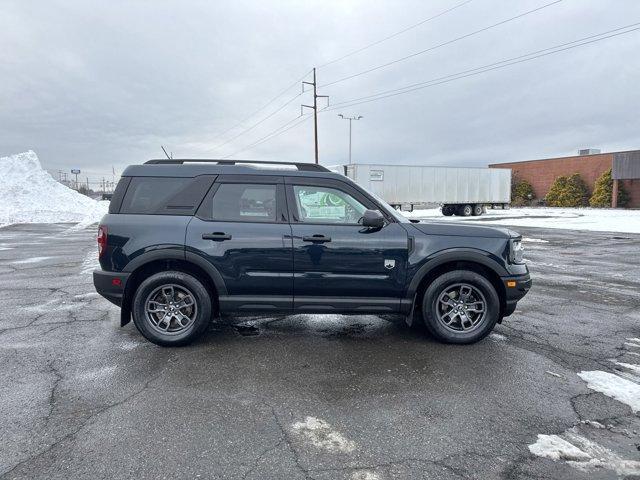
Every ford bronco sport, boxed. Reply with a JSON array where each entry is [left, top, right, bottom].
[[94, 159, 531, 346]]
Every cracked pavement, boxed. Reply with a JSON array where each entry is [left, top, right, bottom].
[[0, 223, 639, 479]]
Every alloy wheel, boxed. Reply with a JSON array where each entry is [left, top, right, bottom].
[[435, 283, 487, 332], [144, 284, 198, 335]]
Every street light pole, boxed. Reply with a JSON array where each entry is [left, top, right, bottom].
[[338, 114, 363, 164]]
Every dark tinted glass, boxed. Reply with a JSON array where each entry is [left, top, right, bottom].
[[120, 177, 190, 214], [108, 177, 131, 214], [212, 184, 276, 222]]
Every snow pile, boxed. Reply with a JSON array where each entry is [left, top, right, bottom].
[[0, 151, 108, 227], [404, 207, 640, 234]]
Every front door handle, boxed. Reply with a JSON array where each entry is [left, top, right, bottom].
[[202, 232, 232, 241], [302, 234, 331, 243]]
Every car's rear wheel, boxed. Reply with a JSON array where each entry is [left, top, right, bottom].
[[132, 271, 211, 346], [421, 270, 499, 344]]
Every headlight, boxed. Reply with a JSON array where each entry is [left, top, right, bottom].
[[510, 239, 524, 264]]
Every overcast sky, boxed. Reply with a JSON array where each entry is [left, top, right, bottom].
[[1, 0, 639, 181]]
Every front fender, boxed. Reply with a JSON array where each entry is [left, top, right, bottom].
[[406, 247, 509, 298]]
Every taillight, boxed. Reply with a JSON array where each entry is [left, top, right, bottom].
[[97, 225, 107, 258]]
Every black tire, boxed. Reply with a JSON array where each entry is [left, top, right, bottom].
[[459, 204, 473, 216], [442, 205, 455, 216], [472, 204, 484, 216], [132, 271, 212, 347], [421, 270, 500, 344]]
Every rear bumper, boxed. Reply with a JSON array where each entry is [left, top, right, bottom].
[[501, 272, 532, 317], [93, 270, 130, 307]]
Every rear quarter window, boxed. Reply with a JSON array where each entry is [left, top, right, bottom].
[[119, 176, 213, 215]]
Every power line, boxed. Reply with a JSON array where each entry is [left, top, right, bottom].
[[222, 114, 314, 159], [212, 89, 305, 152], [210, 69, 312, 143], [317, 0, 475, 69], [328, 22, 640, 108], [320, 0, 563, 88], [323, 22, 640, 111]]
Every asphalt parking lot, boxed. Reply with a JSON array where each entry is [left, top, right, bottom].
[[0, 223, 639, 480]]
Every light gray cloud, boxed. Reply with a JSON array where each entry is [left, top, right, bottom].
[[1, 0, 639, 181]]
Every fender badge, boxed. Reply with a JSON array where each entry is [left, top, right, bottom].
[[384, 259, 395, 269]]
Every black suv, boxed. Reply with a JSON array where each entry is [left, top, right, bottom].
[[94, 160, 531, 346]]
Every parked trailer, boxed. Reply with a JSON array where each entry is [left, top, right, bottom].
[[332, 163, 511, 216]]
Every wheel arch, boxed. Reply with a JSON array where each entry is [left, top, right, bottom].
[[408, 251, 508, 318], [120, 251, 225, 326]]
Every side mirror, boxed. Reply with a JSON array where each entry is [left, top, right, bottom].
[[362, 209, 384, 228]]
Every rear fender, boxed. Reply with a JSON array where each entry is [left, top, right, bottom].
[[119, 249, 227, 327]]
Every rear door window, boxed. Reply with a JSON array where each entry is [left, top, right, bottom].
[[211, 184, 277, 222]]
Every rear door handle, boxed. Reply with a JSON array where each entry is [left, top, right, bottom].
[[202, 232, 232, 241], [302, 234, 331, 243]]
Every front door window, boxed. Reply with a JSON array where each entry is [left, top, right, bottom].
[[292, 185, 366, 224]]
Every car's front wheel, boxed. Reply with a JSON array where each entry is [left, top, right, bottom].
[[421, 270, 499, 344], [132, 271, 212, 346]]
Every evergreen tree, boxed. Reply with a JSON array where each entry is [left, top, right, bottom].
[[545, 173, 589, 207], [589, 168, 629, 207], [512, 179, 535, 206]]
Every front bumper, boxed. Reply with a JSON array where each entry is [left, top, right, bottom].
[[501, 272, 532, 317], [93, 270, 130, 307]]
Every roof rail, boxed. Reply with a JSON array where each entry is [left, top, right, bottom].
[[144, 159, 330, 172]]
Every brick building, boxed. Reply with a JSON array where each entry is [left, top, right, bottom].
[[489, 149, 640, 208]]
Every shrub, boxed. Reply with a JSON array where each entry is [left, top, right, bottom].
[[545, 173, 589, 207], [589, 168, 629, 207], [512, 179, 535, 206]]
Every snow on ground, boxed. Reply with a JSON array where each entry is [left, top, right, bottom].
[[403, 207, 640, 234], [612, 361, 640, 375], [0, 151, 108, 228], [350, 471, 381, 480], [529, 339, 640, 476], [291, 416, 356, 453], [81, 247, 100, 274], [529, 429, 640, 475], [528, 434, 591, 461], [489, 332, 507, 341], [12, 256, 54, 264], [577, 370, 640, 413]]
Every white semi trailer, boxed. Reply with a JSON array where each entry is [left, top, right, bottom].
[[332, 163, 511, 216]]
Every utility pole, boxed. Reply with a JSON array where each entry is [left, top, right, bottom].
[[338, 114, 363, 164], [302, 68, 329, 164]]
